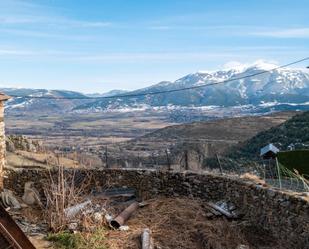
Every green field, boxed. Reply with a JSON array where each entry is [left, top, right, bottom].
[[278, 150, 309, 176]]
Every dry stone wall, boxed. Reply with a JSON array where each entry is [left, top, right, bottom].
[[4, 168, 309, 249]]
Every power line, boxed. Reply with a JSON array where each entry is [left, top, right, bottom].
[[7, 57, 309, 100]]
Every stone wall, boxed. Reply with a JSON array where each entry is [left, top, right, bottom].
[[4, 168, 309, 249], [0, 101, 6, 190]]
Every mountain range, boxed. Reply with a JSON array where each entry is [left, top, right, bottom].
[[2, 61, 309, 114]]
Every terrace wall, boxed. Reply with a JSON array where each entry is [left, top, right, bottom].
[[4, 168, 309, 249]]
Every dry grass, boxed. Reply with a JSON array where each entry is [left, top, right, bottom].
[[42, 165, 93, 232], [240, 173, 267, 186], [106, 198, 251, 249], [6, 150, 82, 170]]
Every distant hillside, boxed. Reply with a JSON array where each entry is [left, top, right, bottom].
[[1, 88, 90, 114], [231, 111, 309, 159], [110, 111, 296, 162], [86, 89, 129, 98], [0, 88, 128, 114], [74, 62, 309, 112]]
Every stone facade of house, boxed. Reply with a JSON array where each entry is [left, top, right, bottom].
[[0, 94, 10, 190]]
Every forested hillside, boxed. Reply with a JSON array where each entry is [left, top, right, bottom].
[[231, 111, 309, 159]]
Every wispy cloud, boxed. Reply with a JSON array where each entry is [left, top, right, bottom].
[[0, 49, 237, 62], [0, 48, 34, 56], [73, 52, 239, 63], [0, 16, 111, 28], [251, 28, 309, 38], [0, 0, 112, 29], [0, 45, 305, 62], [0, 28, 106, 41]]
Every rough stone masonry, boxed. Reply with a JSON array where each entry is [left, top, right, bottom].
[[0, 93, 10, 190], [4, 168, 309, 249]]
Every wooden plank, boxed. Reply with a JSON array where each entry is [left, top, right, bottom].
[[0, 204, 36, 249], [206, 202, 237, 219]]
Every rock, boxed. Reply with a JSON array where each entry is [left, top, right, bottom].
[[6, 135, 41, 153], [29, 235, 53, 249], [105, 214, 113, 223], [119, 225, 129, 231], [68, 222, 78, 231], [22, 182, 42, 207], [236, 245, 250, 249], [0, 189, 21, 209], [93, 212, 103, 223], [183, 182, 191, 188]]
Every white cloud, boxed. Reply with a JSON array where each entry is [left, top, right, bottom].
[[252, 28, 309, 38], [74, 52, 238, 63], [222, 59, 279, 71], [0, 0, 112, 29]]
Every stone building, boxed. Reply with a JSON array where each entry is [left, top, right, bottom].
[[0, 93, 10, 190]]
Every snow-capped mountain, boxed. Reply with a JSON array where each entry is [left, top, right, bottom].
[[86, 89, 129, 98], [0, 88, 132, 113], [1, 88, 90, 113], [74, 62, 309, 112], [1, 61, 309, 114]]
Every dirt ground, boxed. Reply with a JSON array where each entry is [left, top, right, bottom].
[[105, 198, 278, 249], [18, 197, 279, 249]]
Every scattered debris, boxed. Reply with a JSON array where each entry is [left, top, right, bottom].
[[67, 222, 79, 231], [93, 212, 103, 223], [64, 200, 92, 219], [110, 201, 139, 229], [105, 213, 113, 223], [0, 203, 36, 249], [236, 245, 250, 249], [94, 187, 136, 198], [205, 201, 238, 219], [141, 228, 153, 249], [0, 188, 21, 209], [119, 225, 130, 231], [105, 197, 258, 249]]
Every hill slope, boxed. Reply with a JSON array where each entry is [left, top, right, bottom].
[[231, 111, 309, 159], [109, 111, 296, 161]]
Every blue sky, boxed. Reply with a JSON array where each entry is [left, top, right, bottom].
[[0, 0, 308, 93]]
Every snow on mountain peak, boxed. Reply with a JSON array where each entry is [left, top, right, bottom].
[[222, 60, 279, 73], [249, 60, 279, 71]]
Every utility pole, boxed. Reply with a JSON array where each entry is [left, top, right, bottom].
[[165, 148, 171, 170], [184, 150, 189, 170], [216, 154, 223, 175], [105, 146, 108, 168]]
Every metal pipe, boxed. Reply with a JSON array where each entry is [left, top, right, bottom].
[[141, 228, 153, 249], [110, 201, 139, 229]]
